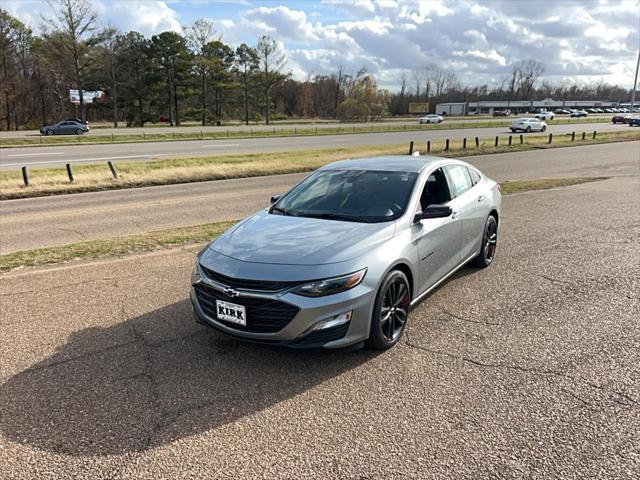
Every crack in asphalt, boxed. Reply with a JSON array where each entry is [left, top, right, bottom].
[[538, 274, 576, 286], [56, 226, 88, 240], [402, 337, 638, 408], [438, 306, 501, 326]]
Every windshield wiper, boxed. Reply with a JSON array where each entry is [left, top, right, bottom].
[[270, 206, 291, 216], [298, 212, 372, 223]]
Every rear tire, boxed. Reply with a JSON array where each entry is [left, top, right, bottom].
[[472, 215, 498, 268], [526, 126, 532, 133], [541, 125, 547, 132], [366, 270, 411, 350]]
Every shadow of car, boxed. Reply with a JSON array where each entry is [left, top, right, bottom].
[[0, 299, 374, 456]]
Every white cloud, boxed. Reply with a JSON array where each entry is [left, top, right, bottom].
[[95, 1, 182, 36], [4, 0, 638, 90]]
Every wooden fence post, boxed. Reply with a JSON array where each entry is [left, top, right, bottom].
[[21, 166, 29, 186], [66, 163, 75, 183]]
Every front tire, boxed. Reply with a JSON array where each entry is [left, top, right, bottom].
[[541, 125, 547, 132], [367, 270, 411, 350], [526, 126, 532, 133], [46, 129, 54, 135], [472, 215, 498, 268], [75, 128, 84, 135]]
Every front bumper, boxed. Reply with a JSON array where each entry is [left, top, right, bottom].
[[191, 269, 377, 349]]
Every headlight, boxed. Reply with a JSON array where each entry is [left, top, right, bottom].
[[191, 261, 202, 284], [292, 268, 367, 297]]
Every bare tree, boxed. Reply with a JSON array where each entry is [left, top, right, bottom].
[[98, 26, 122, 127], [333, 66, 345, 115], [255, 35, 286, 124], [186, 19, 218, 125], [512, 59, 545, 99], [43, 0, 100, 122]]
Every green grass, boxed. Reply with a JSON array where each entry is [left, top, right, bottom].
[[1, 129, 637, 200], [0, 116, 609, 148], [0, 176, 610, 272], [0, 221, 235, 271]]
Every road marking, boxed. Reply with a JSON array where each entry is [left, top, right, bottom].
[[0, 154, 167, 167], [6, 152, 65, 157], [199, 143, 240, 148]]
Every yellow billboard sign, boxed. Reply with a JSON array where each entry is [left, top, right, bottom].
[[408, 102, 429, 114]]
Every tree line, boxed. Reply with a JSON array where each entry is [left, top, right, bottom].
[[0, 0, 633, 130]]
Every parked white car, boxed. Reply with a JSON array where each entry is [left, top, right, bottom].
[[534, 111, 555, 121], [509, 118, 547, 133], [419, 114, 444, 124]]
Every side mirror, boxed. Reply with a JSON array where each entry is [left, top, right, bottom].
[[413, 204, 452, 223], [270, 194, 282, 205]]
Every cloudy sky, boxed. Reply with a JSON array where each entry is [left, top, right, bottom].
[[4, 0, 639, 90]]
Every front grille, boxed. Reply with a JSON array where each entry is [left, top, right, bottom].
[[201, 266, 302, 292], [194, 284, 299, 333], [290, 322, 350, 348]]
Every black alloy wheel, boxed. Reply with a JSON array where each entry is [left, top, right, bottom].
[[473, 215, 498, 267], [367, 270, 411, 349]]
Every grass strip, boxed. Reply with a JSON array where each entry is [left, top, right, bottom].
[[0, 117, 610, 148], [0, 176, 610, 272], [0, 220, 236, 271], [1, 129, 637, 200]]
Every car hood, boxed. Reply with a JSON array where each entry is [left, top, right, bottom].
[[211, 210, 396, 265]]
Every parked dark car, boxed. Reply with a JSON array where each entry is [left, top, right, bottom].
[[612, 115, 629, 124], [492, 110, 510, 116], [40, 120, 90, 135], [628, 116, 640, 127]]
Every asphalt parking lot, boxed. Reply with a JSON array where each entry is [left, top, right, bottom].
[[1, 175, 638, 479]]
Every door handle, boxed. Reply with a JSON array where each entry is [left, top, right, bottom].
[[451, 210, 460, 219], [477, 195, 486, 202]]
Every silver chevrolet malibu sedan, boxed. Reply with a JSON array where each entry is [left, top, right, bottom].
[[191, 155, 501, 350]]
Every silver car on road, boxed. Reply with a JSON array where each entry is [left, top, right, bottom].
[[191, 155, 501, 350]]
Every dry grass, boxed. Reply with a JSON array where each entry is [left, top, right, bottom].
[[0, 176, 610, 272], [1, 129, 638, 200]]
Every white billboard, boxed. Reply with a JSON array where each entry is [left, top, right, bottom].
[[69, 89, 106, 104]]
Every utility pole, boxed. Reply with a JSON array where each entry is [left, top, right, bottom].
[[631, 48, 640, 113]]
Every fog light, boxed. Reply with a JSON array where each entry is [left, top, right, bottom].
[[305, 311, 352, 334]]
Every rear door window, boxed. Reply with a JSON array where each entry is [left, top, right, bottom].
[[467, 168, 481, 186], [444, 165, 473, 198]]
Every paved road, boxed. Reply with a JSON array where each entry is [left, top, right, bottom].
[[1, 141, 638, 254], [1, 176, 638, 478], [0, 121, 625, 170], [0, 115, 612, 138]]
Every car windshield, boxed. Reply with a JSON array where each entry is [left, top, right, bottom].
[[273, 169, 419, 223]]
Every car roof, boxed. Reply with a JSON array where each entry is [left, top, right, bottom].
[[320, 155, 457, 173]]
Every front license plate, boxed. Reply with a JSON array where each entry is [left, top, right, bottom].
[[215, 300, 247, 326]]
